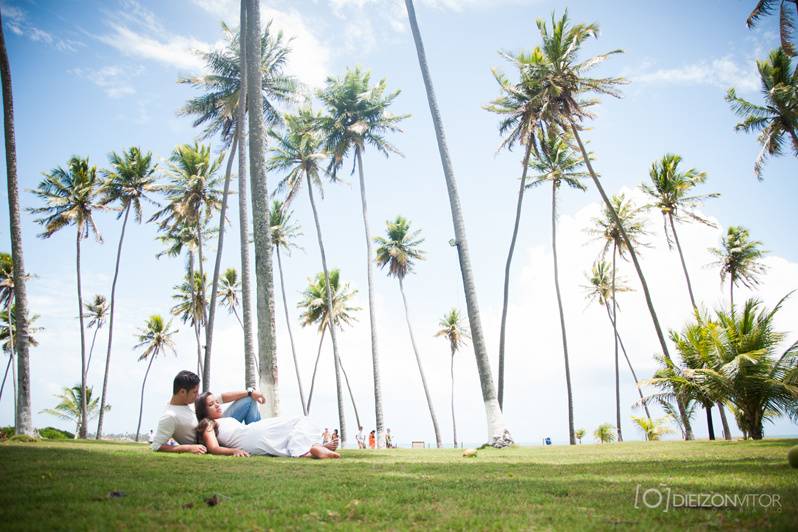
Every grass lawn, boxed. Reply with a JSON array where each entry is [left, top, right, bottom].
[[1, 438, 796, 530]]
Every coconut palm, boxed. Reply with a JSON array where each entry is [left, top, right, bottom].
[[434, 308, 470, 448], [574, 428, 585, 444], [746, 1, 798, 56], [0, 252, 13, 411], [527, 11, 693, 438], [642, 154, 719, 309], [95, 146, 159, 439], [29, 156, 104, 438], [134, 315, 178, 442], [593, 423, 616, 443], [527, 132, 588, 444], [709, 226, 768, 310], [171, 270, 207, 376], [641, 355, 701, 440], [83, 295, 108, 379], [41, 385, 108, 438], [270, 199, 306, 415], [375, 216, 442, 448], [726, 48, 798, 178], [0, 10, 33, 436], [298, 269, 360, 430], [404, 0, 512, 447], [218, 267, 244, 328], [631, 415, 674, 441], [317, 67, 409, 447], [0, 305, 39, 410]]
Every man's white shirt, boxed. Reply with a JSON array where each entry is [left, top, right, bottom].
[[150, 402, 197, 451]]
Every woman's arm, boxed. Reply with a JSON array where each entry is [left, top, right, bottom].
[[201, 425, 250, 457], [219, 390, 266, 405]]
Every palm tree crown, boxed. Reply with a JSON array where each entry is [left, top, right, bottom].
[[588, 193, 648, 260], [40, 385, 107, 432], [584, 260, 630, 307], [134, 315, 178, 362], [298, 269, 359, 334], [435, 308, 470, 354], [709, 226, 768, 291], [374, 216, 425, 280], [85, 295, 108, 330], [171, 272, 208, 327], [746, 1, 798, 56], [217, 268, 241, 315], [101, 147, 160, 222], [526, 133, 589, 191], [269, 199, 302, 254]]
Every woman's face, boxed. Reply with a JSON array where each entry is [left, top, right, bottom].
[[205, 394, 223, 419]]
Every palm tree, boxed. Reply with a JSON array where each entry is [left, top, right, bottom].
[[0, 8, 34, 436], [434, 308, 470, 448], [527, 132, 588, 445], [726, 48, 797, 178], [631, 415, 674, 441], [298, 270, 360, 431], [709, 226, 768, 310], [318, 67, 409, 448], [30, 156, 104, 438], [268, 107, 348, 442], [484, 47, 548, 409], [642, 154, 718, 309], [746, 1, 798, 56], [245, 0, 280, 416], [529, 11, 693, 438], [0, 253, 15, 412], [0, 305, 39, 410], [574, 428, 585, 444], [134, 315, 178, 442], [41, 385, 108, 437], [375, 216, 442, 448], [84, 295, 108, 379], [270, 199, 306, 415], [179, 19, 296, 393], [218, 267, 244, 328], [171, 270, 208, 376], [0, 252, 11, 309], [642, 355, 700, 440], [95, 146, 159, 439], [403, 0, 512, 446], [593, 423, 616, 443]]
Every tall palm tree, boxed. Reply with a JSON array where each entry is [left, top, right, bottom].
[[0, 305, 39, 410], [484, 48, 548, 409], [30, 156, 104, 438], [41, 385, 108, 437], [404, 0, 512, 446], [527, 132, 588, 444], [134, 315, 178, 442], [435, 308, 470, 448], [180, 19, 296, 392], [218, 267, 244, 328], [269, 107, 348, 442], [746, 0, 798, 56], [0, 8, 33, 436], [642, 154, 719, 309], [317, 67, 409, 447], [726, 48, 797, 178], [171, 270, 208, 376], [298, 269, 360, 430], [375, 216, 442, 448], [270, 199, 306, 415], [245, 0, 280, 416], [529, 11, 693, 438], [84, 295, 108, 379], [95, 146, 159, 439], [708, 226, 768, 310]]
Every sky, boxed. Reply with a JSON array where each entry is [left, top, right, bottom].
[[0, 0, 797, 446]]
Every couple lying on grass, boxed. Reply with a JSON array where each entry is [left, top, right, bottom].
[[151, 370, 340, 459]]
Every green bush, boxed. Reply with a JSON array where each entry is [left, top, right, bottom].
[[7, 434, 38, 443], [788, 446, 798, 469], [0, 426, 14, 440], [38, 427, 74, 440]]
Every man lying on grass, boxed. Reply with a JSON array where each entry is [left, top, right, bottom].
[[151, 370, 268, 454]]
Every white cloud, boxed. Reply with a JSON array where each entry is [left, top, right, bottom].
[[97, 22, 209, 71], [68, 65, 143, 98], [633, 56, 759, 93], [0, 1, 83, 52]]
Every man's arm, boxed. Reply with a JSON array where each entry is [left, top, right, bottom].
[[150, 413, 205, 454], [219, 389, 265, 404], [156, 443, 207, 454]]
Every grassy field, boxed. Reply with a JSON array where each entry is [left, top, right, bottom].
[[1, 438, 796, 530]]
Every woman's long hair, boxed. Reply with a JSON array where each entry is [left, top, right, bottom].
[[195, 391, 218, 443]]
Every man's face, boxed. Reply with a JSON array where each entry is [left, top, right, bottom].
[[185, 385, 199, 404]]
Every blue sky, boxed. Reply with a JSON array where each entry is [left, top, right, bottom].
[[1, 0, 796, 444]]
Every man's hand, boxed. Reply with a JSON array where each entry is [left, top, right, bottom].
[[189, 444, 207, 455], [251, 390, 266, 404], [232, 448, 250, 457]]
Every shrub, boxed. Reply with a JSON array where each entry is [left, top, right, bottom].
[[38, 427, 74, 440], [788, 446, 798, 469], [7, 434, 38, 443], [0, 426, 14, 440]]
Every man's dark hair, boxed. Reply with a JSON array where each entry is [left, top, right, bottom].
[[173, 371, 200, 394]]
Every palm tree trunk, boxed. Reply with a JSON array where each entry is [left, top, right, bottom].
[[276, 246, 307, 415], [450, 347, 457, 448], [204, 135, 239, 392], [232, 306, 244, 330], [246, 0, 279, 416], [668, 213, 697, 309], [354, 146, 385, 447], [195, 219, 209, 335], [337, 354, 361, 430], [603, 301, 652, 420], [0, 9, 32, 436], [0, 353, 11, 404], [237, 0, 257, 389], [570, 123, 694, 440], [612, 243, 623, 442], [187, 252, 203, 377], [404, 0, 511, 446], [76, 230, 88, 438], [705, 403, 716, 440], [306, 326, 326, 413], [551, 184, 575, 445], [399, 277, 443, 448], [718, 402, 732, 440], [84, 326, 100, 382], [730, 279, 734, 312], [135, 354, 156, 442], [306, 173, 347, 444], [96, 206, 130, 438], [498, 141, 534, 410]]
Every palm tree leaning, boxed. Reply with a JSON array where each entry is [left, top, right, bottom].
[[270, 199, 307, 415], [30, 156, 104, 438], [95, 146, 159, 438], [171, 270, 208, 376], [708, 226, 768, 310], [83, 294, 108, 379], [726, 48, 797, 179], [268, 107, 347, 441], [527, 132, 588, 445], [435, 308, 470, 448], [41, 385, 108, 437], [375, 216, 443, 448], [218, 267, 244, 328], [403, 0, 513, 446], [746, 0, 798, 56], [0, 11, 34, 435], [318, 67, 409, 447], [134, 314, 177, 442], [530, 11, 693, 439], [642, 153, 718, 309]]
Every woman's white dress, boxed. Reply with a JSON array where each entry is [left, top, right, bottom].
[[215, 416, 321, 457]]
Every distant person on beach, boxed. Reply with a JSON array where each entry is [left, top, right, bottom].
[[356, 426, 366, 449], [369, 430, 376, 449], [322, 428, 331, 444], [385, 428, 393, 448], [331, 429, 340, 449]]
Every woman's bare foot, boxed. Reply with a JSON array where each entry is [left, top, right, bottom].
[[307, 444, 340, 459]]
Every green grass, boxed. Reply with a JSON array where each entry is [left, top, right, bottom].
[[1, 439, 796, 530]]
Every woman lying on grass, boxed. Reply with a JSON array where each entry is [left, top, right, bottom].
[[194, 392, 341, 459]]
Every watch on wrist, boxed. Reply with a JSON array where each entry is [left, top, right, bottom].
[[247, 387, 254, 397]]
